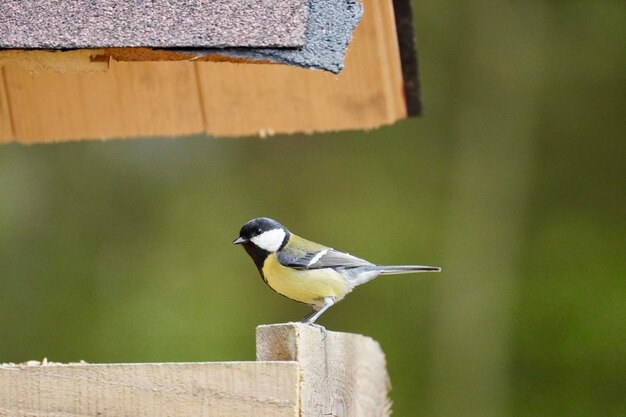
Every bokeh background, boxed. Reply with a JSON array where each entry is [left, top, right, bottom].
[[1, 1, 625, 416]]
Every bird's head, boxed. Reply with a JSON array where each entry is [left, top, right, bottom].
[[233, 217, 289, 253]]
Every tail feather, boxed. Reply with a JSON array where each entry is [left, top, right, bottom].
[[374, 265, 441, 275], [343, 264, 441, 286]]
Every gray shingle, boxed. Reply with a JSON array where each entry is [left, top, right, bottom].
[[0, 0, 307, 48], [184, 0, 363, 74]]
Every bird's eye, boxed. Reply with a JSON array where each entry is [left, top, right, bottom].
[[255, 228, 262, 235]]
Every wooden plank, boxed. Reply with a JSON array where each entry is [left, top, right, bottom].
[[4, 60, 204, 143], [257, 323, 391, 417], [0, 67, 13, 142], [196, 0, 407, 137], [372, 0, 406, 120], [0, 361, 299, 417], [0, 50, 109, 74]]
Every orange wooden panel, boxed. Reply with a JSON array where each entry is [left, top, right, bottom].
[[4, 61, 204, 143], [0, 50, 109, 74], [0, 68, 13, 142], [196, 0, 406, 137]]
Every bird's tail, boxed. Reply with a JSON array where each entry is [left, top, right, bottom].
[[374, 265, 441, 275]]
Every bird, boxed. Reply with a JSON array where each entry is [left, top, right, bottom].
[[233, 217, 441, 327]]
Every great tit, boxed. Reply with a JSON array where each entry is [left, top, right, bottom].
[[233, 217, 441, 326]]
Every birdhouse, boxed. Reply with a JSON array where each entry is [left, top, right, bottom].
[[0, 0, 421, 144]]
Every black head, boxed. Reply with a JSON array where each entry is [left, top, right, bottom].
[[233, 217, 289, 252]]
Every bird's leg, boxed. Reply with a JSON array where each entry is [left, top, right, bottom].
[[300, 297, 335, 340], [301, 297, 335, 325], [299, 309, 318, 323]]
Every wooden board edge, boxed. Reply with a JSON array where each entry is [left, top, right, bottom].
[[392, 0, 422, 116], [0, 67, 14, 142], [0, 361, 300, 417], [0, 50, 109, 74]]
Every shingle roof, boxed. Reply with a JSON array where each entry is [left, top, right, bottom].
[[182, 0, 362, 73], [0, 0, 363, 73], [0, 0, 307, 48]]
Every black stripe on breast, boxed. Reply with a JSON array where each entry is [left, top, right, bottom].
[[242, 243, 269, 283]]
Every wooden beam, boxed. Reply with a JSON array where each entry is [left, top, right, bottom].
[[0, 361, 299, 417], [258, 323, 391, 417]]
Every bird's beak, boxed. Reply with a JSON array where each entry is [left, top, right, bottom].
[[233, 236, 247, 245]]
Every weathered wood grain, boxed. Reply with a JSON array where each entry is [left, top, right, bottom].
[[0, 50, 109, 74], [0, 361, 299, 417], [257, 323, 392, 417], [3, 60, 204, 143], [0, 67, 12, 143]]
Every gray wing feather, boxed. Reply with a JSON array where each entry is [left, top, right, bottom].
[[279, 248, 374, 270]]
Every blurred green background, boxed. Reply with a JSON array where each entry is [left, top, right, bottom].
[[1, 1, 625, 416]]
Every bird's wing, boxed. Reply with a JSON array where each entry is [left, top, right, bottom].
[[279, 245, 374, 270]]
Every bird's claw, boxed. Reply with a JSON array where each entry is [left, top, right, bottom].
[[302, 321, 327, 340]]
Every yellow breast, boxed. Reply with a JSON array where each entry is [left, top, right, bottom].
[[262, 254, 350, 306]]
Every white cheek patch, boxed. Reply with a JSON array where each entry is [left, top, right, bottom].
[[251, 228, 286, 252]]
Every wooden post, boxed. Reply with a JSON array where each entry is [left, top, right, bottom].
[[258, 323, 391, 417], [0, 324, 391, 417]]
